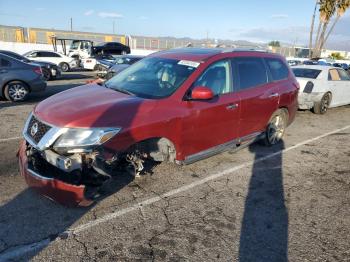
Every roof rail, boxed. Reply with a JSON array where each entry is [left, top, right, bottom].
[[221, 48, 271, 53]]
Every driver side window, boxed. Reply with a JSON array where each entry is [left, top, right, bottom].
[[193, 60, 232, 95]]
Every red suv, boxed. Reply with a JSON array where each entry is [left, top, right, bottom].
[[18, 48, 298, 206]]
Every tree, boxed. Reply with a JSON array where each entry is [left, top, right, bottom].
[[329, 52, 345, 59], [310, 0, 350, 58], [268, 41, 280, 47]]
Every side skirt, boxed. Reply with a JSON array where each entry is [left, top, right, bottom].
[[176, 132, 264, 165]]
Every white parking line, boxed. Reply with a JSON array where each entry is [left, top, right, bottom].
[[1, 124, 350, 261], [0, 136, 22, 143]]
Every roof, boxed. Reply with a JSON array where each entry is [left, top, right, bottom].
[[150, 47, 272, 62], [291, 65, 337, 71]]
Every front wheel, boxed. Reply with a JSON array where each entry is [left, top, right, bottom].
[[313, 92, 331, 114], [59, 62, 70, 72], [4, 81, 29, 102], [263, 109, 288, 146]]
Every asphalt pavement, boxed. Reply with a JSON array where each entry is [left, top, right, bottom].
[[0, 71, 349, 261]]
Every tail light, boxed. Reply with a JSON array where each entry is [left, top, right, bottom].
[[86, 60, 92, 63], [33, 67, 42, 75]]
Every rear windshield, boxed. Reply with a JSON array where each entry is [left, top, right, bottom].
[[292, 68, 321, 79]]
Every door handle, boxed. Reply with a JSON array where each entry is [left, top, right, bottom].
[[0, 69, 7, 74], [268, 93, 279, 98], [226, 103, 239, 110]]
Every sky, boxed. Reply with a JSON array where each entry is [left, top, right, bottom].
[[0, 0, 349, 50]]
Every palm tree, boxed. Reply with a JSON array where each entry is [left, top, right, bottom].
[[312, 0, 350, 58], [309, 0, 319, 58]]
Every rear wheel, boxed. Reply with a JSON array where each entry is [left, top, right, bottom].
[[313, 92, 331, 114], [4, 81, 29, 102], [263, 109, 288, 146]]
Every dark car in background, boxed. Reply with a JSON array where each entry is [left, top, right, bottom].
[[333, 63, 349, 72], [0, 53, 46, 101], [0, 50, 61, 81], [104, 55, 144, 79], [93, 42, 130, 55]]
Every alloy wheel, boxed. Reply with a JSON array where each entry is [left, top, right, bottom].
[[8, 83, 28, 101], [321, 93, 331, 113], [267, 114, 285, 145]]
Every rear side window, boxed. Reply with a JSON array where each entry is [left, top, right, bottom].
[[337, 69, 350, 81], [292, 68, 321, 79], [233, 57, 268, 90], [39, 52, 60, 57], [328, 69, 341, 81], [0, 58, 11, 67], [265, 58, 289, 81]]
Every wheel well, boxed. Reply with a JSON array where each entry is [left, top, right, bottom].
[[127, 137, 177, 163], [2, 80, 30, 97], [59, 62, 69, 68]]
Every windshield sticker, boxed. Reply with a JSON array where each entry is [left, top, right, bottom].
[[178, 60, 200, 68]]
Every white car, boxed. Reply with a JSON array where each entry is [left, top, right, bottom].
[[292, 65, 350, 114], [81, 55, 115, 71], [23, 50, 77, 72]]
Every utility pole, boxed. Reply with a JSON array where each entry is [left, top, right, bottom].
[[70, 17, 73, 31]]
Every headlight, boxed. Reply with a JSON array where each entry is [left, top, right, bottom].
[[53, 127, 121, 150]]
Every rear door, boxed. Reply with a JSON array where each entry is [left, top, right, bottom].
[[181, 59, 241, 157], [232, 57, 279, 138], [328, 68, 345, 106], [336, 68, 350, 105]]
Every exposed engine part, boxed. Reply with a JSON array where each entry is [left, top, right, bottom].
[[126, 152, 145, 177]]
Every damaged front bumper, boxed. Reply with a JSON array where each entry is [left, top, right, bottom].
[[18, 140, 93, 207]]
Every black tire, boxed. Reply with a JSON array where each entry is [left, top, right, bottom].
[[42, 68, 52, 81], [262, 109, 288, 146], [93, 64, 100, 71], [59, 62, 70, 72], [105, 72, 115, 80], [3, 81, 29, 102], [312, 92, 331, 114]]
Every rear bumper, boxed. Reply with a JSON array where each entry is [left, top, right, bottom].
[[30, 79, 47, 93], [298, 92, 324, 110], [18, 141, 92, 207]]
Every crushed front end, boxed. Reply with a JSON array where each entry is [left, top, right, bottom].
[[18, 113, 125, 207]]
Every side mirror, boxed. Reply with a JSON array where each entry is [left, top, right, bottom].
[[191, 86, 214, 100]]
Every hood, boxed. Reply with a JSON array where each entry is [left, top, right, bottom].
[[109, 64, 129, 73], [34, 84, 156, 128], [98, 59, 114, 67]]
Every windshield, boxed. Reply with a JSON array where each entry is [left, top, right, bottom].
[[105, 57, 197, 99], [292, 68, 322, 79], [70, 41, 80, 50]]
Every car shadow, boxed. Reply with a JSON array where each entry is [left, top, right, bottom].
[[239, 140, 288, 262], [58, 72, 93, 80], [0, 83, 84, 110]]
